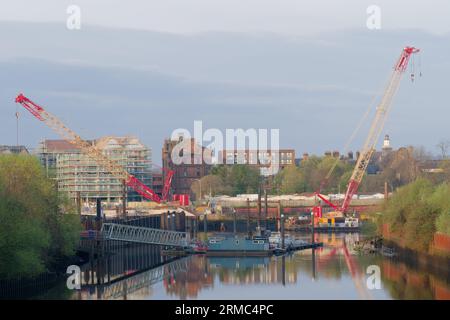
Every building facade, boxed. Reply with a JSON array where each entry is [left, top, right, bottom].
[[151, 169, 164, 197], [162, 136, 212, 198], [36, 136, 152, 203], [219, 149, 296, 175]]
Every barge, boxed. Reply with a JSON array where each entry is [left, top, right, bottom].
[[206, 234, 273, 256]]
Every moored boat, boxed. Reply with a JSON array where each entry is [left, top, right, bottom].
[[206, 233, 272, 256]]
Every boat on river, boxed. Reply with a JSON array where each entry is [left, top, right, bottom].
[[206, 233, 272, 256]]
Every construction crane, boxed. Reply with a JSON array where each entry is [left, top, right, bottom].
[[315, 46, 420, 215], [152, 163, 175, 202], [15, 94, 162, 203], [162, 168, 174, 202]]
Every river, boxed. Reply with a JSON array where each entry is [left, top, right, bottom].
[[33, 233, 450, 300]]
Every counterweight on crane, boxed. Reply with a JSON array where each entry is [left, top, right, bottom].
[[315, 46, 420, 215], [15, 94, 162, 203]]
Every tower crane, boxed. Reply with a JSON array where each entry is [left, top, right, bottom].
[[15, 94, 162, 203], [315, 46, 420, 215]]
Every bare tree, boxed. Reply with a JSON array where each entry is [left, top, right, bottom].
[[436, 140, 450, 159], [413, 145, 432, 163]]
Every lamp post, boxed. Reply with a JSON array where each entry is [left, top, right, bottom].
[[281, 213, 285, 249]]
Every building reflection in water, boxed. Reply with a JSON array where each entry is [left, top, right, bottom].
[[73, 233, 450, 300]]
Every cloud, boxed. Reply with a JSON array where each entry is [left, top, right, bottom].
[[0, 22, 448, 162]]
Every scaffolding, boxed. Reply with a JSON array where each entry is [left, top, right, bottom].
[[38, 136, 152, 203]]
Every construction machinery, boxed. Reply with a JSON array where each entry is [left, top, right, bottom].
[[314, 46, 420, 217], [15, 94, 163, 203], [152, 163, 175, 202]]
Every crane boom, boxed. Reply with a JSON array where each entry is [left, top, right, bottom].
[[340, 46, 419, 213], [161, 169, 174, 201], [15, 94, 161, 203]]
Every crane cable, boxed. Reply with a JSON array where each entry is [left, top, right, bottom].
[[326, 50, 423, 189], [322, 71, 393, 188]]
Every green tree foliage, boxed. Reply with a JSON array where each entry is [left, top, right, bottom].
[[381, 178, 450, 252], [191, 175, 232, 199], [0, 155, 81, 279], [274, 165, 306, 194], [273, 156, 353, 194], [431, 183, 450, 235], [202, 164, 260, 196], [229, 165, 260, 195]]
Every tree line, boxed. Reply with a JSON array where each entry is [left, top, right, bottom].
[[0, 155, 81, 279], [380, 178, 450, 252], [191, 146, 446, 198]]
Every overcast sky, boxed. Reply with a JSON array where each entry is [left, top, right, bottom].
[[1, 0, 450, 35], [1, 1, 449, 163]]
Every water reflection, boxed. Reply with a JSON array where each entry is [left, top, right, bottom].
[[70, 233, 450, 300], [382, 258, 450, 300]]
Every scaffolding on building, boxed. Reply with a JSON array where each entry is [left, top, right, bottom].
[[37, 136, 152, 204]]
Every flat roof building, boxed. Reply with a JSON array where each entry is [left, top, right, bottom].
[[218, 149, 295, 175]]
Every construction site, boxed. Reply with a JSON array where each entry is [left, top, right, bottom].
[[37, 137, 153, 204], [13, 46, 422, 223]]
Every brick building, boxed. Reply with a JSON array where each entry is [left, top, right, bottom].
[[162, 136, 212, 198], [218, 149, 295, 175]]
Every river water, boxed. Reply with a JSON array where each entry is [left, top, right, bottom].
[[35, 233, 450, 300]]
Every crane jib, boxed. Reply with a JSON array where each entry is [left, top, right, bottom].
[[15, 93, 163, 204], [315, 46, 420, 215]]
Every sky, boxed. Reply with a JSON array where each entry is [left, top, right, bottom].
[[0, 1, 449, 164], [1, 0, 450, 35]]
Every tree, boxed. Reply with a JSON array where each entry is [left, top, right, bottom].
[[382, 178, 450, 252], [0, 155, 81, 279], [436, 140, 450, 159], [430, 183, 450, 235], [277, 165, 306, 194], [439, 159, 450, 181], [229, 165, 260, 195], [191, 175, 231, 199], [203, 164, 261, 196]]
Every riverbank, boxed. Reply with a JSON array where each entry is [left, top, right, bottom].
[[383, 237, 450, 283], [382, 224, 450, 258], [0, 255, 84, 299], [378, 179, 450, 259]]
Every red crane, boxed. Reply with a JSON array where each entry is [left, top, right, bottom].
[[15, 94, 163, 203], [315, 46, 420, 215], [152, 163, 174, 202]]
